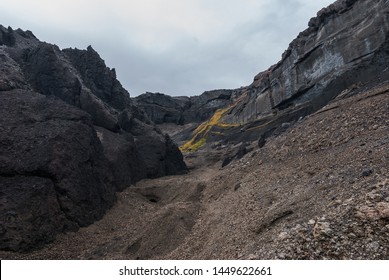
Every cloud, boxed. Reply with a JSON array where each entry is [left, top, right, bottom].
[[0, 0, 335, 96]]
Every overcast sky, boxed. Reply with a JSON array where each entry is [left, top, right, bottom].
[[0, 0, 334, 96]]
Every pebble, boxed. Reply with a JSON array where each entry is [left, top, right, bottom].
[[313, 221, 332, 239], [278, 253, 286, 259], [234, 183, 242, 191], [377, 202, 389, 219], [361, 168, 374, 177], [366, 241, 380, 252], [278, 232, 289, 241], [247, 254, 258, 260]]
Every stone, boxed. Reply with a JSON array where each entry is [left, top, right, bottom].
[[377, 202, 389, 219], [361, 168, 374, 177], [278, 232, 289, 241], [313, 221, 332, 239], [366, 242, 380, 252], [282, 122, 291, 129], [356, 206, 379, 221], [258, 135, 266, 148], [247, 254, 258, 260], [234, 183, 242, 191]]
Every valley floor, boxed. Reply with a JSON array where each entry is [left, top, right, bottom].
[[1, 82, 388, 260]]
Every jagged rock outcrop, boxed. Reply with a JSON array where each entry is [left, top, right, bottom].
[[0, 25, 187, 251], [222, 0, 389, 125], [134, 89, 238, 125]]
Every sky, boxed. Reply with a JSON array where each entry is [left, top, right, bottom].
[[0, 0, 335, 96]]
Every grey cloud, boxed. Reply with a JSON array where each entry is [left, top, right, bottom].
[[0, 0, 335, 97]]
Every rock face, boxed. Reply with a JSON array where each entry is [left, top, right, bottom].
[[0, 25, 187, 251], [223, 0, 389, 125], [177, 0, 389, 153], [134, 89, 238, 125], [134, 92, 189, 124], [0, 90, 116, 251]]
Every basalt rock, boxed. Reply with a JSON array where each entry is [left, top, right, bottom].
[[134, 92, 189, 125], [0, 25, 187, 251], [0, 90, 116, 251], [1, 24, 187, 185], [134, 89, 238, 125]]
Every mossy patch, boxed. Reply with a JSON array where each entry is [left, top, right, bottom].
[[180, 106, 240, 152]]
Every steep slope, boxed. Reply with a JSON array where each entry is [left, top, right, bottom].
[[178, 0, 389, 151], [226, 0, 389, 123], [0, 25, 187, 251]]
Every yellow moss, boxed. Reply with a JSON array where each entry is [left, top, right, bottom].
[[180, 137, 206, 152], [210, 131, 224, 136], [180, 105, 240, 152]]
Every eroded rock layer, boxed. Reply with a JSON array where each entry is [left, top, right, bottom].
[[224, 0, 389, 124]]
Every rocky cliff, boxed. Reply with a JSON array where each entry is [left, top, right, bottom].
[[223, 0, 389, 125], [134, 89, 239, 125], [0, 25, 187, 251], [177, 0, 389, 152]]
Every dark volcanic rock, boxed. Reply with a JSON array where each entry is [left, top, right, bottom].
[[0, 90, 116, 251], [134, 89, 238, 125], [95, 126, 146, 191], [0, 176, 65, 251], [0, 25, 187, 251], [63, 46, 131, 111], [0, 24, 187, 185], [134, 92, 189, 124], [183, 89, 237, 124], [130, 119, 187, 178]]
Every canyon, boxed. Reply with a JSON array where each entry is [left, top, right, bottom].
[[0, 0, 388, 259]]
